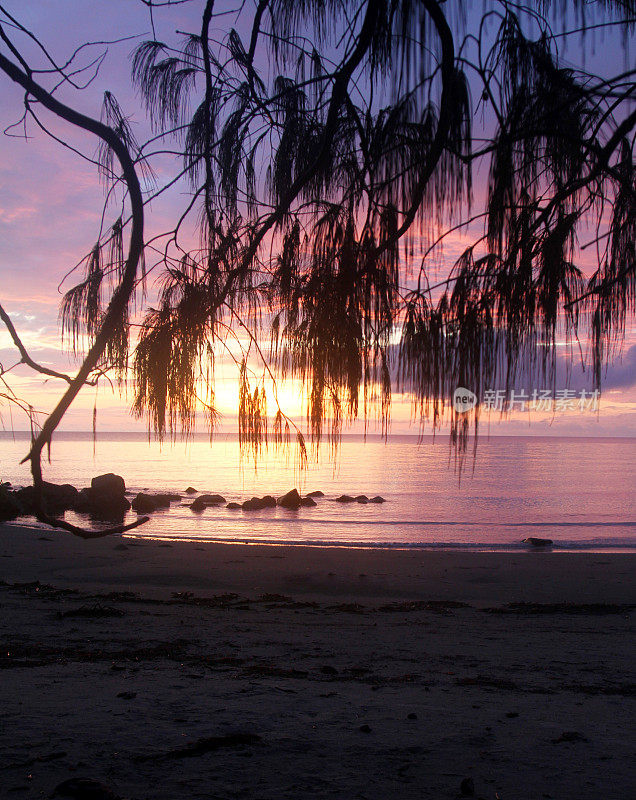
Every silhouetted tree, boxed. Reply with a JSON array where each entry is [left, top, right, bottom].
[[0, 0, 634, 534]]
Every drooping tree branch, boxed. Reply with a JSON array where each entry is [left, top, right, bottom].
[[0, 38, 145, 535]]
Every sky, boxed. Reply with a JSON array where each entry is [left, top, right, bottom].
[[0, 0, 634, 438]]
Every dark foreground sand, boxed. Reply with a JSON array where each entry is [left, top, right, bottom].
[[1, 523, 635, 800]]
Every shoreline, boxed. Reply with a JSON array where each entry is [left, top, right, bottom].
[[5, 518, 636, 556], [2, 522, 635, 604]]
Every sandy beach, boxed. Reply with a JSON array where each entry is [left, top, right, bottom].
[[1, 522, 635, 799]]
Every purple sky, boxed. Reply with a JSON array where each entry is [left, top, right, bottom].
[[0, 1, 634, 436]]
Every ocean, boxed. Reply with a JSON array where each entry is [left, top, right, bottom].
[[1, 432, 634, 551]]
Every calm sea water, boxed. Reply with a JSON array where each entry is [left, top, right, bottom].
[[1, 433, 634, 551]]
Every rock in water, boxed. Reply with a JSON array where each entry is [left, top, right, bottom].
[[369, 495, 385, 503], [74, 474, 130, 520], [307, 490, 325, 497], [226, 502, 242, 509], [460, 777, 475, 796], [335, 494, 355, 503], [131, 493, 171, 513], [184, 486, 197, 494], [189, 497, 207, 512], [52, 778, 122, 800], [300, 496, 317, 507], [91, 473, 125, 496], [277, 489, 302, 509], [198, 493, 226, 504], [242, 496, 267, 510], [523, 537, 553, 547]]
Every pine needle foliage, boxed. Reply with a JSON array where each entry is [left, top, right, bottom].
[[69, 0, 636, 453]]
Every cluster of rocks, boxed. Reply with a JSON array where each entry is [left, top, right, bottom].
[[335, 494, 385, 504], [0, 473, 133, 522], [0, 473, 186, 522], [0, 475, 389, 522]]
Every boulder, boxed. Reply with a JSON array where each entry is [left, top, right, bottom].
[[0, 483, 21, 520], [369, 495, 385, 503], [226, 502, 242, 509], [185, 486, 198, 494], [335, 494, 355, 503], [355, 495, 369, 503], [242, 496, 267, 511], [189, 497, 207, 512], [84, 492, 130, 520], [523, 537, 553, 547], [261, 495, 277, 508], [277, 488, 302, 509], [307, 490, 324, 498], [73, 487, 94, 514], [15, 482, 78, 515], [131, 493, 171, 514], [198, 493, 226, 505], [74, 474, 130, 520], [91, 473, 125, 496], [300, 496, 317, 507]]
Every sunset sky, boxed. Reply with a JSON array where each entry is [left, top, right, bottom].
[[0, 0, 634, 437]]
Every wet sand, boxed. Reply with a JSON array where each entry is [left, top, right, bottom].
[[1, 523, 634, 799]]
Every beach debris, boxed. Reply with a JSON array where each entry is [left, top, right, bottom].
[[306, 490, 324, 497], [56, 604, 125, 620], [184, 486, 197, 494], [456, 675, 518, 690], [51, 778, 123, 800], [328, 602, 366, 613], [480, 602, 635, 615], [256, 593, 293, 602], [523, 536, 554, 547], [460, 777, 475, 796], [135, 732, 261, 761], [378, 600, 470, 613], [551, 730, 588, 744], [277, 488, 303, 509]]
